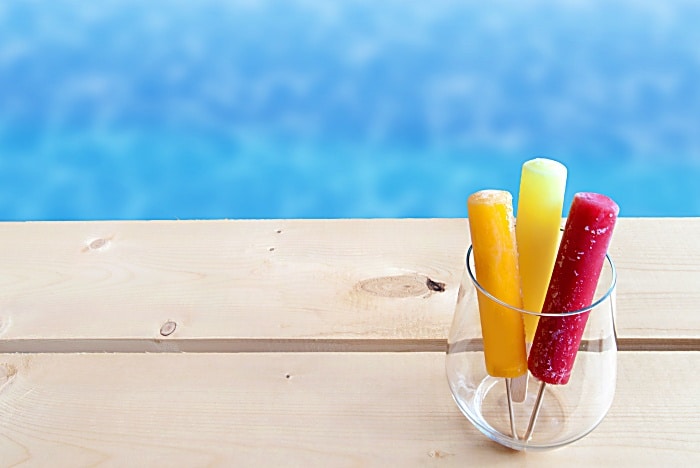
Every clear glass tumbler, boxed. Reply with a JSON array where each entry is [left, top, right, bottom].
[[446, 245, 617, 451]]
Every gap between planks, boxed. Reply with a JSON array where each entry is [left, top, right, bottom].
[[0, 337, 697, 353]]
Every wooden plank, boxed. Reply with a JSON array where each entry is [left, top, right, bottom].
[[0, 219, 463, 352], [0, 218, 698, 352], [608, 218, 700, 340], [0, 352, 698, 466]]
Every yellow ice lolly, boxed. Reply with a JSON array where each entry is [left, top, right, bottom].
[[515, 158, 567, 342], [467, 190, 527, 378]]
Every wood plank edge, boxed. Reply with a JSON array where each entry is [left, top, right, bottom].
[[0, 338, 448, 353], [0, 337, 697, 353]]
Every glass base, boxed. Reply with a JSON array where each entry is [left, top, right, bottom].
[[451, 373, 607, 451]]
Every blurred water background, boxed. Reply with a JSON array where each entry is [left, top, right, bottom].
[[1, 0, 699, 220]]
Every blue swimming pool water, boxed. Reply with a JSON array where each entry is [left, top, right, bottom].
[[1, 1, 699, 220]]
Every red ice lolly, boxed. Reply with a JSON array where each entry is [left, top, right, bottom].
[[528, 192, 619, 385]]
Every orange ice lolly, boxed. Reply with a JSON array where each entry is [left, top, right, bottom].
[[468, 190, 527, 378], [516, 158, 567, 342]]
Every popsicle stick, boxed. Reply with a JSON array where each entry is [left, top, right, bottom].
[[510, 373, 527, 403], [510, 342, 532, 402], [505, 378, 518, 440], [524, 380, 547, 441]]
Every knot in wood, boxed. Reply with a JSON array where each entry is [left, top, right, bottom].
[[356, 274, 444, 298], [89, 238, 108, 250], [160, 321, 177, 337]]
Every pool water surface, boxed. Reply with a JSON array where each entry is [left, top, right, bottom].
[[1, 1, 699, 220]]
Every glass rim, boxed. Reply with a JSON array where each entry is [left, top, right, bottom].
[[465, 244, 617, 318]]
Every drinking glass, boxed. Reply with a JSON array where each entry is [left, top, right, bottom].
[[446, 245, 617, 450]]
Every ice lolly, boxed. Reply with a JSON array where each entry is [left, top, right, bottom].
[[527, 192, 619, 385], [516, 158, 568, 342], [468, 190, 527, 378]]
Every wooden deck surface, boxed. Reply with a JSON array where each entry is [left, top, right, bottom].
[[0, 218, 698, 465]]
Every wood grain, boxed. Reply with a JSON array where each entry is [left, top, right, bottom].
[[0, 352, 697, 466], [0, 218, 697, 352]]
